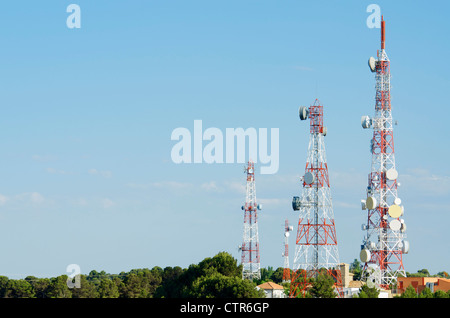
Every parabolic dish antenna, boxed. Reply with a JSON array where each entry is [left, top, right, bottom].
[[401, 223, 407, 233], [299, 106, 309, 120], [402, 241, 410, 253], [304, 172, 315, 185], [366, 196, 377, 210], [360, 249, 371, 263], [386, 168, 398, 180], [388, 204, 402, 218], [368, 56, 377, 72], [389, 219, 401, 231], [361, 115, 372, 129]]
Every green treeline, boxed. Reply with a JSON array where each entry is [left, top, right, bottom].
[[0, 252, 267, 298], [1, 253, 448, 298]]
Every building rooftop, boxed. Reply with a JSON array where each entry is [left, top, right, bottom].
[[257, 282, 285, 290]]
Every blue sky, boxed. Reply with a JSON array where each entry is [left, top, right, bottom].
[[0, 0, 449, 278]]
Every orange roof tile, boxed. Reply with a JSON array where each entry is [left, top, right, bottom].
[[257, 282, 285, 290]]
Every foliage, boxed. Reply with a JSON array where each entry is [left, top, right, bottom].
[[356, 284, 380, 298], [400, 285, 417, 298], [190, 272, 265, 298], [0, 257, 447, 299], [308, 272, 337, 298], [0, 251, 266, 298], [418, 287, 434, 298], [349, 259, 363, 281], [433, 290, 448, 298]]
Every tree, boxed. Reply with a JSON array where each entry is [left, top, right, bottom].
[[25, 276, 50, 298], [0, 276, 9, 298], [119, 268, 162, 298], [4, 279, 35, 298], [308, 272, 336, 298], [154, 266, 185, 298], [87, 270, 109, 287], [350, 259, 362, 281], [433, 290, 448, 298], [259, 267, 274, 283], [408, 269, 430, 277], [418, 287, 433, 298], [357, 284, 380, 298], [189, 272, 265, 298], [270, 267, 284, 284], [98, 278, 120, 298], [436, 271, 449, 278], [197, 252, 242, 278], [71, 275, 99, 298], [46, 275, 72, 298], [401, 285, 417, 298]]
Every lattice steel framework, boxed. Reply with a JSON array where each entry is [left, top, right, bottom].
[[240, 161, 261, 280], [290, 99, 343, 298], [359, 16, 408, 290]]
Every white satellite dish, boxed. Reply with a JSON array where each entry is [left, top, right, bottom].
[[360, 249, 371, 263], [361, 199, 367, 210], [368, 56, 377, 72], [389, 219, 401, 231], [386, 168, 398, 180], [299, 106, 309, 120], [304, 172, 315, 185], [285, 232, 290, 238], [361, 115, 372, 129], [366, 196, 377, 210], [402, 241, 410, 254], [257, 204, 262, 210], [401, 223, 407, 233], [292, 196, 301, 211], [322, 126, 327, 136], [394, 197, 402, 205], [289, 225, 293, 231], [388, 204, 402, 218]]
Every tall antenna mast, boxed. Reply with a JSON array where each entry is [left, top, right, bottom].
[[282, 219, 293, 283], [360, 16, 408, 290], [240, 161, 262, 280], [290, 99, 343, 298]]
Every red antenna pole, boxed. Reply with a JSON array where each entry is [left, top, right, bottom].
[[381, 15, 385, 50]]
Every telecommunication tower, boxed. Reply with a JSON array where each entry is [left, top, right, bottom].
[[282, 219, 293, 283], [239, 161, 262, 280], [359, 16, 408, 289], [290, 99, 343, 298]]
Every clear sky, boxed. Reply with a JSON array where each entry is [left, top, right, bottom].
[[0, 0, 448, 279]]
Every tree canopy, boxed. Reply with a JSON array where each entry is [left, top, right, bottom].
[[0, 252, 264, 298]]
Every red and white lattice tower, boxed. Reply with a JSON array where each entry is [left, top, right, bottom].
[[290, 99, 343, 298], [282, 219, 293, 283], [239, 161, 262, 280], [359, 16, 408, 289]]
